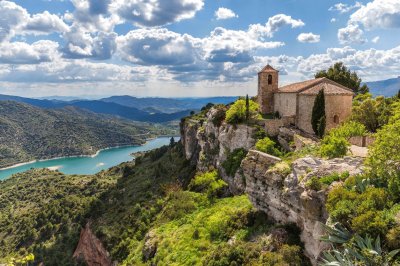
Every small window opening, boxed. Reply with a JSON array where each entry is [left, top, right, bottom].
[[268, 74, 272, 85], [334, 115, 339, 124]]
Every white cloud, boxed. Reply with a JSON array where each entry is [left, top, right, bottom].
[[0, 40, 60, 64], [329, 2, 362, 13], [0, 1, 29, 42], [331, 18, 337, 23], [350, 0, 400, 29], [215, 7, 238, 20], [297, 32, 320, 43], [112, 0, 204, 27], [338, 23, 366, 45], [372, 36, 380, 43], [24, 11, 69, 34], [249, 14, 304, 38]]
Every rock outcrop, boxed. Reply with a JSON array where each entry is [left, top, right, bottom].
[[243, 153, 364, 263], [181, 107, 365, 263], [182, 107, 257, 194], [73, 223, 114, 266]]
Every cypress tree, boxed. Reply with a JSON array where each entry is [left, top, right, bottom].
[[311, 89, 326, 137], [245, 94, 250, 122]]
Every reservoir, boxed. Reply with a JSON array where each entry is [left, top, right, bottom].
[[0, 137, 178, 180]]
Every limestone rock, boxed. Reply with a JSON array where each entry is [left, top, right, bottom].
[[142, 230, 158, 262], [242, 154, 364, 264]]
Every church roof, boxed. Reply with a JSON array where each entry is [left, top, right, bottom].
[[277, 77, 354, 96], [258, 64, 278, 73]]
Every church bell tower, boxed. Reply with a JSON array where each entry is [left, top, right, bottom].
[[257, 65, 279, 114]]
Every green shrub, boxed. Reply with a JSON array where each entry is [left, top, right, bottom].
[[319, 172, 349, 185], [225, 99, 261, 124], [367, 120, 400, 200], [320, 135, 349, 158], [305, 176, 322, 191], [255, 137, 282, 157], [189, 171, 228, 198], [222, 148, 247, 177]]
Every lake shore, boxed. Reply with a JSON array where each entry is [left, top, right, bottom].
[[0, 136, 179, 171]]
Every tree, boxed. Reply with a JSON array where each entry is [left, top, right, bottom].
[[315, 62, 369, 94], [245, 94, 250, 122], [169, 137, 175, 147], [226, 99, 261, 124], [311, 89, 326, 137]]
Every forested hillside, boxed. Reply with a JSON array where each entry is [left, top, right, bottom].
[[0, 101, 174, 168]]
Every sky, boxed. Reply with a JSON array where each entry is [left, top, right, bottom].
[[0, 0, 399, 98]]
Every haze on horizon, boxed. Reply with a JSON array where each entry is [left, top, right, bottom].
[[0, 0, 399, 97]]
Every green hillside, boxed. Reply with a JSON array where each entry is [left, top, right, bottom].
[[0, 101, 175, 168]]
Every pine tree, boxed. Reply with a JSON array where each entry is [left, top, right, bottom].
[[245, 94, 250, 122], [312, 89, 326, 137], [169, 137, 175, 147]]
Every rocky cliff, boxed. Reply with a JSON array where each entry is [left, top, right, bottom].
[[180, 107, 365, 263]]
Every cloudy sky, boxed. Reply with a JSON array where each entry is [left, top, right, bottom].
[[0, 0, 399, 97]]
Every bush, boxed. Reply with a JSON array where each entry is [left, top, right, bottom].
[[320, 121, 366, 159], [222, 148, 247, 177], [320, 135, 349, 158], [255, 137, 282, 157], [189, 171, 227, 198], [305, 176, 322, 191], [367, 120, 400, 200], [326, 186, 392, 236], [225, 99, 261, 124]]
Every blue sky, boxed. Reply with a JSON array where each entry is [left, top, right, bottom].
[[0, 0, 399, 97]]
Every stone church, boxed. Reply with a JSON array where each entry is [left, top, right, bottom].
[[257, 65, 354, 134]]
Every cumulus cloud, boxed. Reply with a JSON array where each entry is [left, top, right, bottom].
[[297, 32, 320, 43], [329, 2, 362, 13], [0, 40, 60, 64], [215, 7, 238, 20], [338, 23, 366, 45], [249, 14, 304, 38], [24, 11, 69, 34], [112, 0, 204, 27], [0, 1, 69, 41], [349, 0, 400, 29], [117, 28, 201, 66], [0, 1, 29, 42]]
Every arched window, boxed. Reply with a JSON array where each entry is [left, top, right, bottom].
[[333, 115, 339, 124], [268, 74, 273, 85]]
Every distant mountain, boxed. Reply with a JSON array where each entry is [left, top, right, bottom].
[[0, 94, 237, 123], [366, 77, 400, 97], [0, 101, 174, 168], [101, 96, 238, 113], [0, 94, 191, 123]]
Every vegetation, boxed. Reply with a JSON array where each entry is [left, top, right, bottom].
[[222, 148, 248, 177], [0, 101, 175, 168], [311, 89, 326, 137], [315, 62, 369, 94], [188, 170, 228, 198], [255, 137, 282, 157], [320, 121, 366, 158], [225, 99, 261, 124]]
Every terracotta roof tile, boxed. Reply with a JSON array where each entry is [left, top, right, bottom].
[[277, 77, 354, 95], [258, 64, 278, 73]]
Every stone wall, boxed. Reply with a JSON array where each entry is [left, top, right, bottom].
[[349, 135, 376, 147], [263, 116, 296, 137], [296, 94, 353, 134], [325, 95, 353, 132], [274, 92, 297, 117]]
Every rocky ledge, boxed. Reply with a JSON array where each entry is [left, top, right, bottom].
[[242, 151, 364, 263]]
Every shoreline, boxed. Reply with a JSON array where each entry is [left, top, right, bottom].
[[0, 137, 158, 171], [0, 136, 179, 171]]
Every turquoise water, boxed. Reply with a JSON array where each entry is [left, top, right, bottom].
[[0, 137, 178, 180]]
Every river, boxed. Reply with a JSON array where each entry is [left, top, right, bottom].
[[0, 137, 178, 180]]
